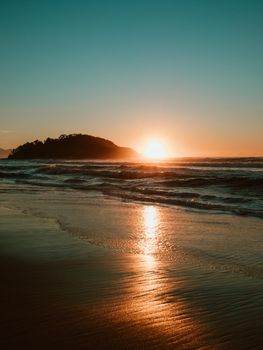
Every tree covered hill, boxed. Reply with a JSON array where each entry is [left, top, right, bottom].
[[9, 134, 138, 159]]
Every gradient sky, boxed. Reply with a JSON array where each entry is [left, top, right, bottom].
[[1, 0, 262, 156]]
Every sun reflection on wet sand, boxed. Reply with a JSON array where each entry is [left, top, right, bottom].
[[143, 206, 159, 240], [78, 205, 216, 348], [140, 205, 159, 268], [125, 205, 209, 347]]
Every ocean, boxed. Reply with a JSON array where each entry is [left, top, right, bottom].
[[1, 157, 262, 218]]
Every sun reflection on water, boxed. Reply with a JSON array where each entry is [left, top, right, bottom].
[[141, 206, 160, 268], [143, 205, 159, 239], [82, 204, 207, 348]]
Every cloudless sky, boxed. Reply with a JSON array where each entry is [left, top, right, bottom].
[[0, 0, 262, 156]]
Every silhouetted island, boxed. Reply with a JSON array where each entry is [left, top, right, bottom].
[[9, 134, 138, 159]]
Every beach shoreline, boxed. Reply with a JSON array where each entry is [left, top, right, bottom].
[[1, 201, 263, 349]]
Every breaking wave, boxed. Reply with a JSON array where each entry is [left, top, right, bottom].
[[1, 158, 262, 218]]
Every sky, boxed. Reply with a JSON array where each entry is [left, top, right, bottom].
[[0, 0, 263, 156]]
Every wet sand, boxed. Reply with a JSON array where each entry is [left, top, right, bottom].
[[1, 206, 263, 349]]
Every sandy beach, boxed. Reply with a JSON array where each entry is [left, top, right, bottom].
[[1, 188, 263, 349]]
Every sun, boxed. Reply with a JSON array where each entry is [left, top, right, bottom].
[[142, 140, 168, 159]]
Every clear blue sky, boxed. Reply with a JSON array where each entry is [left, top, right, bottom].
[[1, 0, 262, 155]]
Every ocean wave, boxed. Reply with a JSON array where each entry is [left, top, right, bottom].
[[1, 159, 262, 218], [34, 164, 263, 189], [157, 176, 263, 190], [100, 189, 263, 218], [0, 171, 31, 179]]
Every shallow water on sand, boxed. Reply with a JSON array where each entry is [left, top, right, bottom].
[[1, 183, 263, 349], [1, 184, 262, 277]]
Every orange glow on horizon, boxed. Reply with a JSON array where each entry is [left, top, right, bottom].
[[142, 139, 170, 159]]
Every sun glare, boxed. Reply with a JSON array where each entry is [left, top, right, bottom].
[[143, 140, 168, 159]]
